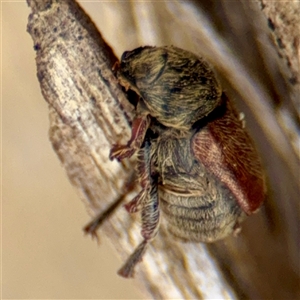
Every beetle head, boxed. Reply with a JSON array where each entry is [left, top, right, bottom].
[[117, 46, 222, 130]]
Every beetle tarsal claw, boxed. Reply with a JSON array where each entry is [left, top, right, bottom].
[[83, 223, 101, 244], [117, 240, 148, 278], [124, 190, 147, 213]]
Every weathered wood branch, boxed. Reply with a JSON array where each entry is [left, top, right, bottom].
[[255, 0, 300, 160], [27, 0, 299, 299]]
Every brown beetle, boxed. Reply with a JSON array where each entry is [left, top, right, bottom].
[[94, 46, 265, 277]]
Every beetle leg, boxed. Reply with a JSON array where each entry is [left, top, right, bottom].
[[83, 175, 136, 242], [124, 190, 146, 213], [109, 115, 150, 161], [123, 135, 153, 213], [141, 182, 159, 240], [117, 240, 148, 277], [137, 137, 160, 240], [118, 182, 159, 278], [118, 138, 160, 278], [83, 184, 135, 243], [83, 195, 123, 243]]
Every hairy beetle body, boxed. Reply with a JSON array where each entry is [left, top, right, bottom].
[[106, 46, 266, 277], [154, 127, 245, 243]]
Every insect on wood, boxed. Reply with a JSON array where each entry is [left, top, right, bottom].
[[85, 46, 266, 278]]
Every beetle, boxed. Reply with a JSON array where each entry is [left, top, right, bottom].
[[88, 46, 266, 278]]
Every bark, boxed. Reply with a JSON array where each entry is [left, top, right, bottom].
[[27, 0, 299, 299]]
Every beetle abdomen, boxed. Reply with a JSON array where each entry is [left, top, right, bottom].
[[159, 186, 244, 242], [154, 132, 245, 242]]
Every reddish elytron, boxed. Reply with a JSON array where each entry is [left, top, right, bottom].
[[89, 46, 265, 277]]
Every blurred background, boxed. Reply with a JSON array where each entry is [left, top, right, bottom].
[[2, 1, 144, 299]]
